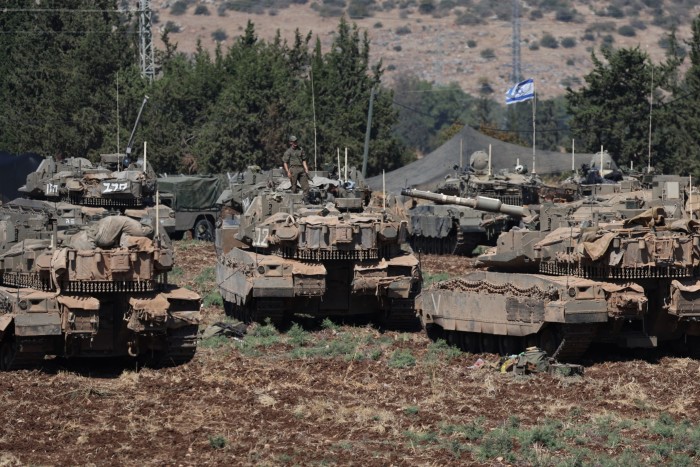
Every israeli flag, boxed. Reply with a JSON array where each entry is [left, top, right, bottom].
[[505, 79, 535, 105]]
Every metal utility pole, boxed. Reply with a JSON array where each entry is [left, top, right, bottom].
[[511, 0, 521, 83], [138, 0, 156, 82]]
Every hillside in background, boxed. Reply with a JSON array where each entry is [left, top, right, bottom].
[[154, 0, 698, 98]]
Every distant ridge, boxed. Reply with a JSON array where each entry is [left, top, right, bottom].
[[367, 125, 598, 193]]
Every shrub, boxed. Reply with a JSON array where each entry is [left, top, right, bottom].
[[618, 25, 636, 37], [480, 48, 495, 60], [582, 32, 595, 41], [164, 21, 181, 33], [528, 41, 540, 51], [467, 39, 477, 48], [455, 12, 481, 26], [209, 435, 227, 449], [393, 44, 402, 51], [388, 349, 416, 368], [170, 0, 189, 15], [566, 58, 575, 66], [561, 37, 576, 48], [374, 21, 383, 28], [606, 5, 625, 18], [529, 9, 543, 20], [555, 8, 575, 22], [395, 25, 411, 35], [194, 5, 210, 15], [602, 34, 615, 46], [418, 0, 435, 14], [540, 33, 558, 49], [211, 28, 228, 42]]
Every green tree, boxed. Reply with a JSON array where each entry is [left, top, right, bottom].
[[0, 0, 141, 160], [566, 46, 664, 168], [656, 19, 700, 175]]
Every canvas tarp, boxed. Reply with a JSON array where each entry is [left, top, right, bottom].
[[157, 175, 226, 211]]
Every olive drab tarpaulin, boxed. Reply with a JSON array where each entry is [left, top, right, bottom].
[[157, 175, 227, 211]]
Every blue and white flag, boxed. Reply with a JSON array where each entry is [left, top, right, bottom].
[[505, 79, 535, 105]]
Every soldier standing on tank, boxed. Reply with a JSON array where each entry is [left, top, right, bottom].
[[283, 135, 310, 197]]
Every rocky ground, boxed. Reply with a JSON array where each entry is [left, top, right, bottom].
[[1, 242, 699, 465]]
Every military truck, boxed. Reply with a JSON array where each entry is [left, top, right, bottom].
[[403, 175, 700, 359], [217, 167, 421, 328], [157, 174, 227, 241]]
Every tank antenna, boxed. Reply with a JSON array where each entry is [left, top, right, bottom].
[[155, 190, 160, 239], [310, 66, 318, 171], [144, 141, 147, 174], [344, 148, 348, 182], [382, 170, 386, 211], [648, 65, 654, 173]]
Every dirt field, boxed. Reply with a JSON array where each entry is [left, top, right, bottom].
[[2, 242, 700, 465]]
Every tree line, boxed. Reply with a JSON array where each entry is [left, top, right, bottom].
[[0, 0, 409, 177], [3, 1, 700, 177]]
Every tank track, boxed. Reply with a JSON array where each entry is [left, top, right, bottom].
[[162, 325, 198, 365], [224, 299, 287, 329], [379, 299, 421, 331], [0, 338, 47, 371], [552, 324, 598, 361], [411, 221, 474, 256]]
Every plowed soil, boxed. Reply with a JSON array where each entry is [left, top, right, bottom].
[[1, 244, 700, 466]]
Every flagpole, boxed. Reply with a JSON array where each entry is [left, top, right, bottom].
[[532, 91, 536, 174]]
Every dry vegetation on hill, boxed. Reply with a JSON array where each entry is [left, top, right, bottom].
[[154, 0, 698, 98]]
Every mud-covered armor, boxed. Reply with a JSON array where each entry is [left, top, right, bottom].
[[403, 175, 700, 359], [217, 167, 421, 328]]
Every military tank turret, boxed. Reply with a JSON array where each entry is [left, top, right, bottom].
[[406, 150, 543, 255], [217, 168, 421, 328], [402, 176, 700, 360]]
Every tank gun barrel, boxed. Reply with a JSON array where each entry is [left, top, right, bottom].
[[401, 188, 526, 218]]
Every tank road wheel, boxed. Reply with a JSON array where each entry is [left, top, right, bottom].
[[0, 340, 16, 371], [193, 218, 215, 242], [538, 326, 560, 358], [498, 336, 522, 356], [480, 333, 498, 354]]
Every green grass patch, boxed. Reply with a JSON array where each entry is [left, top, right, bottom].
[[208, 435, 227, 449], [199, 335, 232, 349], [203, 290, 223, 308], [422, 272, 450, 287], [388, 349, 416, 368], [404, 429, 438, 445]]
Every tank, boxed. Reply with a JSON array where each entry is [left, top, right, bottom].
[[402, 175, 700, 360], [216, 167, 421, 328], [406, 150, 543, 255], [0, 196, 201, 370]]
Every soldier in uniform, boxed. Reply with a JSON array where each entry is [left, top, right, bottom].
[[283, 135, 310, 197]]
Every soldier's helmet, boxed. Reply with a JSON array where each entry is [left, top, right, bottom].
[[289, 135, 298, 142]]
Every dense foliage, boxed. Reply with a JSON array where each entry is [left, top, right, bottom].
[[5, 2, 700, 177], [0, 2, 408, 177], [565, 18, 700, 175]]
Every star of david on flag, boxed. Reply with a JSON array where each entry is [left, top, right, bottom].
[[505, 79, 535, 105]]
